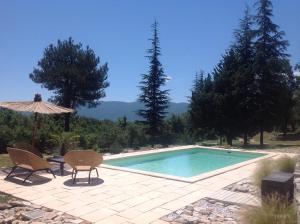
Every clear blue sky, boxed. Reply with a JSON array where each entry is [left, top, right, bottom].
[[0, 0, 299, 103]]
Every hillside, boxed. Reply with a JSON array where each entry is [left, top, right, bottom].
[[77, 101, 188, 121]]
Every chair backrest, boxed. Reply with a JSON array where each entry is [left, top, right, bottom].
[[64, 150, 103, 169], [15, 142, 43, 158], [7, 147, 51, 170]]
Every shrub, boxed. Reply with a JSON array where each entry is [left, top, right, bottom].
[[241, 194, 297, 224], [274, 156, 296, 173], [108, 142, 124, 154]]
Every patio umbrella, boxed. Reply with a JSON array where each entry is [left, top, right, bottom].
[[0, 94, 74, 146]]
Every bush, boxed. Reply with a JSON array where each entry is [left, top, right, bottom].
[[0, 110, 195, 154], [241, 194, 297, 224], [108, 142, 124, 154]]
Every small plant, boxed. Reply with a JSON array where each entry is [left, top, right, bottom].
[[241, 194, 297, 224], [0, 194, 12, 203], [274, 156, 296, 173], [49, 132, 80, 156], [253, 159, 274, 187]]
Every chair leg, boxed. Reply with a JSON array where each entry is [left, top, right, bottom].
[[95, 168, 99, 177], [23, 171, 34, 183], [48, 169, 56, 178], [73, 170, 77, 184], [5, 166, 17, 180], [88, 169, 92, 184]]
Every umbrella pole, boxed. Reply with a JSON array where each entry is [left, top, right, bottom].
[[31, 113, 38, 146]]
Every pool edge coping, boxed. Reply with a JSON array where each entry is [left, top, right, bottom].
[[101, 145, 279, 183]]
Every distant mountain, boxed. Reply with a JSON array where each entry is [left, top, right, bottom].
[[77, 101, 188, 121]]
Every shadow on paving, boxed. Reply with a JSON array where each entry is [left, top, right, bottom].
[[63, 177, 104, 187]]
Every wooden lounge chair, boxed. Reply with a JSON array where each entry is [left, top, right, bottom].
[[64, 150, 103, 184], [15, 142, 43, 158], [5, 147, 55, 183]]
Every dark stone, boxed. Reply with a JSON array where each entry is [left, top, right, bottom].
[[261, 172, 294, 202]]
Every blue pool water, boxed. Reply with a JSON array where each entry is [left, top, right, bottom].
[[104, 148, 265, 178]]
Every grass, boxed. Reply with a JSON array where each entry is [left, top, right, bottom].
[[275, 155, 297, 173], [253, 155, 297, 187], [251, 132, 300, 148], [0, 194, 12, 203], [199, 131, 300, 150], [253, 158, 274, 187], [0, 154, 12, 167], [241, 194, 297, 224]]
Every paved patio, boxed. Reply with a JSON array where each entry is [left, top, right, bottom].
[[0, 148, 282, 224]]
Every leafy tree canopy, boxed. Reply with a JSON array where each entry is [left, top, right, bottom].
[[30, 37, 109, 131]]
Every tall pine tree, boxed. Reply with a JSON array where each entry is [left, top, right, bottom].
[[253, 0, 290, 146], [232, 6, 257, 145], [189, 71, 215, 137], [138, 21, 169, 145], [212, 49, 240, 145]]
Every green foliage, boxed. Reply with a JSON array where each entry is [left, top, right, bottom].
[[189, 72, 216, 138], [49, 132, 80, 155], [212, 49, 241, 145], [138, 21, 170, 143], [242, 194, 297, 224], [0, 154, 12, 167], [189, 1, 295, 146], [292, 63, 300, 128], [0, 110, 32, 152], [29, 37, 109, 131], [0, 194, 12, 203], [232, 6, 258, 144], [0, 109, 193, 154], [253, 0, 294, 145]]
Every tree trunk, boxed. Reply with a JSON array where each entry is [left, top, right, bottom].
[[260, 129, 264, 147], [226, 135, 232, 146], [219, 137, 223, 146], [243, 132, 248, 146], [283, 117, 288, 136], [60, 143, 67, 156], [31, 113, 38, 146], [64, 113, 70, 132]]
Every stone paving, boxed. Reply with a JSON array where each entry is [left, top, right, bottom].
[[0, 148, 282, 224], [161, 197, 244, 224], [0, 192, 90, 223]]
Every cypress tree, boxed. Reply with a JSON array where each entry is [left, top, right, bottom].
[[253, 0, 290, 146], [137, 21, 169, 145]]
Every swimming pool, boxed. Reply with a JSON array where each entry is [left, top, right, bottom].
[[104, 148, 265, 178]]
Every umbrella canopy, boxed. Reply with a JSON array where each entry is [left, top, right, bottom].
[[0, 101, 74, 114], [0, 101, 73, 114], [0, 94, 74, 146]]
